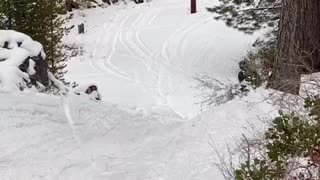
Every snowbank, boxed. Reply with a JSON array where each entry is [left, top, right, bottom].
[[0, 88, 275, 180]]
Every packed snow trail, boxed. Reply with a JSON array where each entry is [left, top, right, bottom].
[[65, 0, 257, 118]]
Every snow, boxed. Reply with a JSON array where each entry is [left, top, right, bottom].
[[64, 0, 257, 118], [300, 72, 320, 97], [0, 30, 45, 58], [48, 72, 69, 94], [0, 30, 43, 92], [0, 65, 29, 92], [0, 0, 275, 179], [0, 90, 274, 180]]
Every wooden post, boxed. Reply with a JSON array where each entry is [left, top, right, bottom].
[[191, 0, 196, 14], [78, 23, 85, 34]]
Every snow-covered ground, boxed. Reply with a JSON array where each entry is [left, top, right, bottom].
[[1, 91, 273, 180], [1, 0, 275, 179], [65, 0, 257, 118]]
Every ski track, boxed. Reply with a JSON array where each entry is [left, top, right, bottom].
[[114, 10, 170, 101], [86, 3, 210, 91], [88, 13, 137, 82], [160, 14, 211, 64], [0, 1, 266, 180], [74, 1, 214, 105]]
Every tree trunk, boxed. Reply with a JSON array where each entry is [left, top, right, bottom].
[[32, 54, 49, 87], [270, 0, 320, 94]]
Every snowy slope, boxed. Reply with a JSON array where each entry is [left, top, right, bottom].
[[64, 0, 257, 118], [0, 0, 274, 180], [0, 90, 273, 180]]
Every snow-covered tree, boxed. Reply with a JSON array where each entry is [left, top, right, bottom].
[[0, 0, 68, 82], [0, 30, 47, 91], [209, 0, 320, 95]]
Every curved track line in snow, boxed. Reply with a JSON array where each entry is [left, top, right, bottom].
[[101, 14, 148, 82], [148, 9, 161, 25], [118, 10, 213, 104], [160, 14, 210, 57], [87, 14, 114, 74], [160, 15, 212, 63], [131, 13, 143, 28], [98, 16, 136, 82], [83, 13, 138, 82], [119, 16, 136, 56], [122, 9, 170, 73], [121, 8, 205, 103], [177, 18, 213, 58], [117, 12, 169, 102], [119, 13, 155, 70], [76, 3, 215, 106], [124, 11, 174, 103]]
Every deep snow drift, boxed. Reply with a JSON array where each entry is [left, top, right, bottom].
[[1, 0, 275, 179]]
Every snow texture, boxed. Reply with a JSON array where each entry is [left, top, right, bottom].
[[1, 0, 275, 179], [0, 90, 274, 180]]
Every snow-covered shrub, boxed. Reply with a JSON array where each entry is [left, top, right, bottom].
[[234, 98, 320, 180], [194, 74, 249, 109], [238, 57, 262, 89], [0, 30, 47, 92], [47, 72, 69, 94], [64, 43, 84, 57], [65, 0, 145, 11], [300, 72, 320, 98], [244, 36, 276, 89], [102, 0, 145, 5], [237, 32, 277, 90], [0, 30, 101, 101]]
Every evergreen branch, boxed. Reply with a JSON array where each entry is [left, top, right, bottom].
[[240, 6, 281, 12]]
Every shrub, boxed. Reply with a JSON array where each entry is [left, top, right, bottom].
[[235, 97, 320, 180], [194, 74, 249, 109], [237, 29, 277, 89]]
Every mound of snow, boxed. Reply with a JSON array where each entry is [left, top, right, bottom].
[[0, 30, 45, 58], [0, 30, 45, 92]]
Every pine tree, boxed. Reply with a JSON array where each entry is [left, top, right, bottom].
[[207, 0, 281, 34], [208, 0, 320, 95], [0, 0, 68, 84], [0, 1, 4, 28], [0, 0, 14, 29], [44, 0, 68, 82], [207, 0, 281, 90]]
